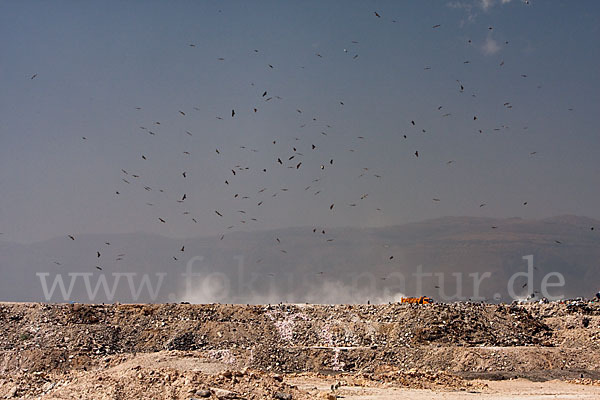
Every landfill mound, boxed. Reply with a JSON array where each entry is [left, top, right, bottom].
[[1, 301, 600, 399]]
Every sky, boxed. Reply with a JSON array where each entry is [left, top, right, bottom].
[[1, 0, 599, 244]]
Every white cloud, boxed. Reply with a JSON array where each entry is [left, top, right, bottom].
[[481, 0, 515, 11], [447, 1, 477, 24], [481, 36, 501, 55], [481, 0, 494, 10], [449, 0, 518, 24], [447, 1, 471, 8]]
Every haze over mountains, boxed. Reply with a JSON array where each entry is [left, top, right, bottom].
[[2, 1, 599, 312], [1, 215, 597, 304]]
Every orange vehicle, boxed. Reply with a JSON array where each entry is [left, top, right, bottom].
[[401, 296, 434, 304]]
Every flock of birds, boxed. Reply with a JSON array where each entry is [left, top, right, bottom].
[[26, 7, 596, 276]]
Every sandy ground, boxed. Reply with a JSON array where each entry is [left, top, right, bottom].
[[290, 376, 600, 399]]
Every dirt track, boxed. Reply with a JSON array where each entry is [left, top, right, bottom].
[[1, 301, 600, 399]]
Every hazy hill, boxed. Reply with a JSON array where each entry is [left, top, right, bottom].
[[1, 215, 598, 303]]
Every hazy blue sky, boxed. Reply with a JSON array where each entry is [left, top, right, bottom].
[[1, 0, 599, 243]]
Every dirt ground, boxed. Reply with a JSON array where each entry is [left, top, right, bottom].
[[290, 376, 600, 399], [1, 301, 600, 399]]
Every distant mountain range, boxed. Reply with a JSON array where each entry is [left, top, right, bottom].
[[1, 215, 598, 304]]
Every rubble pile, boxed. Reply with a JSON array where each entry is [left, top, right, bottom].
[[0, 303, 554, 358], [0, 301, 599, 398], [566, 377, 600, 386]]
